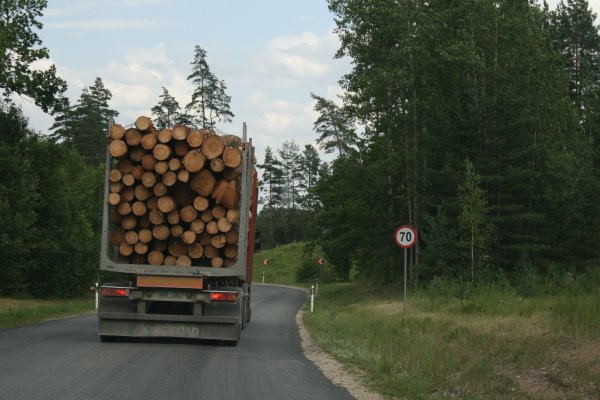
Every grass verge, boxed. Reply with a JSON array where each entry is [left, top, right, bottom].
[[303, 283, 599, 399], [0, 297, 95, 330]]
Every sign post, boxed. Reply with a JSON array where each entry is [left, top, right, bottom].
[[394, 225, 417, 314], [262, 259, 269, 283], [316, 257, 325, 295]]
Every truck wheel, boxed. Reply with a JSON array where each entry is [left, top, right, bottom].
[[100, 335, 117, 342]]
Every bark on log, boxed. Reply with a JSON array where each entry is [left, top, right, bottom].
[[212, 180, 239, 209]]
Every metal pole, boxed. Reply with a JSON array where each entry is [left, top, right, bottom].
[[310, 285, 315, 313], [316, 277, 319, 296], [95, 282, 99, 310], [403, 248, 407, 314]]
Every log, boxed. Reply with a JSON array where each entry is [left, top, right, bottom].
[[109, 169, 122, 183], [223, 147, 242, 168], [176, 255, 192, 266], [138, 228, 153, 244], [167, 210, 180, 225], [153, 143, 171, 161], [130, 165, 144, 180], [134, 242, 148, 255], [223, 167, 241, 180], [109, 207, 122, 224], [129, 147, 145, 163], [170, 224, 183, 238], [204, 244, 219, 259], [122, 173, 135, 187], [109, 228, 126, 245], [212, 205, 226, 219], [226, 209, 240, 223], [188, 243, 204, 259], [142, 171, 157, 188], [119, 242, 134, 257], [138, 215, 151, 229], [182, 149, 205, 172], [177, 169, 190, 183], [212, 180, 240, 209], [108, 192, 120, 206], [117, 201, 131, 216], [210, 158, 225, 173], [172, 183, 195, 206], [148, 209, 164, 225], [168, 157, 181, 171], [116, 158, 133, 173], [124, 128, 142, 146], [201, 135, 225, 160], [157, 128, 172, 143], [200, 209, 214, 223], [135, 116, 153, 132], [224, 245, 238, 259], [211, 257, 224, 268], [181, 230, 196, 244], [198, 232, 212, 246], [116, 255, 130, 264], [164, 255, 176, 266], [148, 250, 164, 265], [217, 217, 232, 233], [193, 196, 209, 211], [109, 181, 122, 194], [141, 154, 156, 171], [190, 219, 205, 233], [225, 229, 239, 245], [174, 140, 189, 157], [224, 258, 236, 268], [125, 230, 138, 245], [109, 140, 127, 158], [168, 239, 187, 257], [141, 133, 157, 150], [190, 170, 216, 196], [155, 161, 169, 174], [210, 234, 226, 249], [180, 205, 198, 223], [171, 124, 188, 140], [131, 201, 147, 217], [110, 124, 125, 140], [206, 221, 219, 235], [152, 224, 170, 240], [187, 129, 204, 147], [134, 185, 150, 201], [157, 196, 175, 213], [152, 240, 167, 252], [146, 197, 157, 210], [121, 186, 135, 202], [153, 182, 167, 197], [162, 171, 177, 186]]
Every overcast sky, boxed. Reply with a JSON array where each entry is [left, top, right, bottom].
[[15, 0, 600, 163]]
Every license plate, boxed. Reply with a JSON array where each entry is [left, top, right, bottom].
[[157, 290, 183, 299]]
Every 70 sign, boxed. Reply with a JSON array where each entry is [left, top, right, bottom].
[[394, 225, 417, 249]]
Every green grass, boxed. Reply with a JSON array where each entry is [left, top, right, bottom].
[[0, 297, 95, 330], [252, 242, 315, 287]]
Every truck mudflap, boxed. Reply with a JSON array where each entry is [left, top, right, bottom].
[[99, 312, 241, 342]]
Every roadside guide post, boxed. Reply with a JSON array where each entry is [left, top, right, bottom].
[[316, 257, 325, 295], [310, 285, 315, 313], [262, 258, 269, 283], [394, 225, 418, 314]]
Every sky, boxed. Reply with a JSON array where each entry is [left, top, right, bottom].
[[15, 0, 600, 164]]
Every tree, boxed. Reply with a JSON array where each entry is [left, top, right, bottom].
[[298, 144, 321, 213], [457, 159, 493, 283], [186, 45, 234, 129], [151, 87, 192, 129], [257, 146, 285, 246], [311, 93, 357, 157], [0, 0, 66, 112], [278, 140, 303, 210]]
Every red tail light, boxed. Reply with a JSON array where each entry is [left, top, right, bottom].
[[209, 292, 237, 302], [101, 287, 129, 297]]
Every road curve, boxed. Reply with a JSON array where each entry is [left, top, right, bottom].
[[0, 284, 353, 400]]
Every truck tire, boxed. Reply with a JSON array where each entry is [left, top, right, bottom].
[[100, 335, 117, 342]]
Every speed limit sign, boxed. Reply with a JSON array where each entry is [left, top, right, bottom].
[[394, 225, 417, 249]]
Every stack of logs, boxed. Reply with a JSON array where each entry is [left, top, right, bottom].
[[107, 116, 244, 268]]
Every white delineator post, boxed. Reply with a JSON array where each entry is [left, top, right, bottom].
[[310, 285, 315, 313]]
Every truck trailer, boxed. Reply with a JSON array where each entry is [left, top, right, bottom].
[[98, 119, 258, 345]]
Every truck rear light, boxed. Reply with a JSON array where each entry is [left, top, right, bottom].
[[101, 287, 129, 297], [209, 292, 237, 302]]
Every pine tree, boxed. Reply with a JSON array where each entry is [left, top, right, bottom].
[[151, 87, 193, 129], [311, 93, 357, 157]]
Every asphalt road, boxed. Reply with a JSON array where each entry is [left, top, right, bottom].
[[0, 285, 353, 400]]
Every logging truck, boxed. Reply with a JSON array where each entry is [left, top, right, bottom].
[[98, 117, 258, 345]]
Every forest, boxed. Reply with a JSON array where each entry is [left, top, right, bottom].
[[1, 0, 599, 297]]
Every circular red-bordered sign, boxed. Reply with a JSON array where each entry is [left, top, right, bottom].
[[394, 225, 417, 249]]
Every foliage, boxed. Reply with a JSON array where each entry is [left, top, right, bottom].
[[151, 87, 193, 129], [186, 45, 234, 129], [0, 0, 66, 112]]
